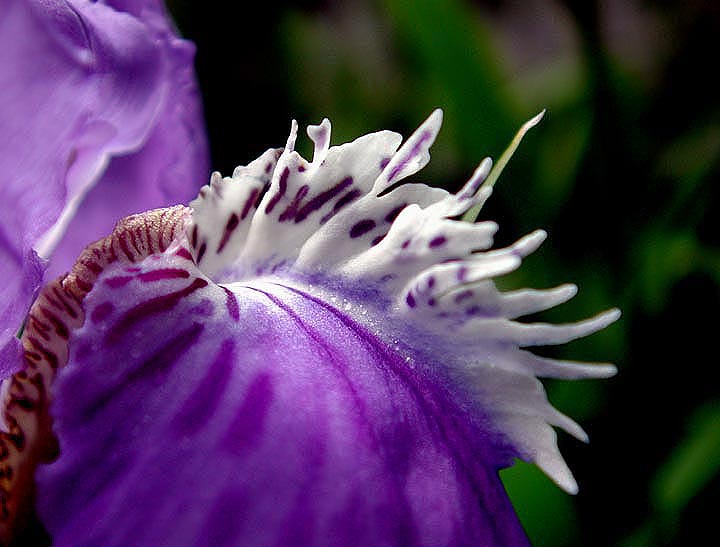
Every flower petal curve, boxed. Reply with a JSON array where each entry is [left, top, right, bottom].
[[35, 223, 530, 547]]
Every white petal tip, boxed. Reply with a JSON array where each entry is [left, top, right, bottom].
[[526, 110, 546, 129], [423, 109, 444, 134], [286, 120, 299, 151], [602, 307, 622, 325], [560, 283, 579, 299], [594, 363, 618, 378], [514, 229, 547, 256], [564, 480, 579, 495], [537, 455, 578, 494]]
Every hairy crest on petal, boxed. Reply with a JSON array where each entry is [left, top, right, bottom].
[[187, 111, 619, 492]]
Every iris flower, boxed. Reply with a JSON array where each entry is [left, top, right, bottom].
[[0, 1, 618, 546]]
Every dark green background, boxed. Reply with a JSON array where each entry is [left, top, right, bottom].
[[167, 1, 720, 545]]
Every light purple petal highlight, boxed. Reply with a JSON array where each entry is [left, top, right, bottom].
[[0, 0, 209, 273], [37, 254, 529, 547]]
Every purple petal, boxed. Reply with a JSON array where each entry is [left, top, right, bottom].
[[36, 252, 529, 547], [0, 0, 208, 271], [0, 0, 208, 385]]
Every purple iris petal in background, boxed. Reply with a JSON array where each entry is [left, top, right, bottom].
[[0, 0, 208, 376]]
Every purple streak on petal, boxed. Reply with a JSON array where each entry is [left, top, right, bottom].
[[106, 277, 208, 343], [265, 167, 290, 215], [278, 185, 309, 222], [138, 268, 191, 282], [319, 188, 362, 224], [429, 235, 447, 248], [103, 275, 134, 288], [387, 130, 432, 183], [216, 213, 240, 253], [294, 176, 354, 223], [240, 188, 261, 221], [221, 287, 240, 322], [174, 339, 235, 438], [78, 322, 205, 423], [222, 371, 274, 455], [174, 247, 194, 261], [349, 219, 377, 239], [384, 204, 407, 223]]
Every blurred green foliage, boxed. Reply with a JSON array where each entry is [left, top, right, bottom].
[[171, 0, 720, 544]]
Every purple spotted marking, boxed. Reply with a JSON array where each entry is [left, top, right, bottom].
[[401, 239, 411, 249], [427, 298, 436, 307], [405, 292, 416, 308], [264, 161, 273, 174], [428, 235, 447, 248], [319, 188, 362, 225], [454, 289, 474, 303], [104, 276, 134, 289], [294, 176, 353, 223], [216, 213, 240, 253], [138, 268, 191, 283], [298, 164, 306, 172], [265, 166, 290, 214], [174, 248, 194, 261], [349, 219, 376, 239], [457, 266, 468, 281], [238, 188, 259, 221], [379, 156, 391, 170], [222, 287, 240, 322], [106, 278, 209, 344], [386, 130, 432, 183], [384, 204, 406, 223], [90, 302, 115, 323], [191, 225, 198, 248], [278, 185, 310, 222], [465, 305, 488, 316], [196, 242, 207, 264]]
